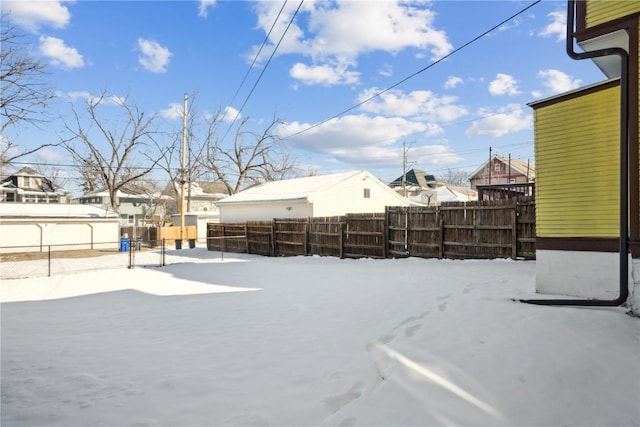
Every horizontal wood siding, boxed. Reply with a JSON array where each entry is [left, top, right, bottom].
[[534, 84, 620, 237], [586, 1, 640, 28]]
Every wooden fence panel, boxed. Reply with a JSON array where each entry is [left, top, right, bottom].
[[208, 197, 536, 260], [441, 201, 514, 259], [343, 213, 385, 259], [407, 207, 442, 259], [516, 199, 536, 259], [308, 217, 343, 258], [246, 221, 273, 256], [274, 218, 308, 256], [387, 207, 408, 257], [207, 224, 247, 253]]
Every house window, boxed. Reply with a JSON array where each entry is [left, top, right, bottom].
[[494, 163, 502, 172], [364, 188, 371, 198]]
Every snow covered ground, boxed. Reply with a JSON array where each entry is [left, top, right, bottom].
[[1, 248, 639, 426]]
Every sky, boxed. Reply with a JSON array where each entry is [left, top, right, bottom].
[[2, 0, 607, 194], [2, 249, 639, 426]]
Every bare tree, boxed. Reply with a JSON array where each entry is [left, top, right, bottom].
[[0, 13, 58, 167], [440, 168, 470, 187], [62, 94, 166, 212], [202, 114, 296, 194], [152, 93, 218, 213]]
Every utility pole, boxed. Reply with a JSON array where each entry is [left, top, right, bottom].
[[488, 146, 492, 184], [402, 141, 407, 197], [401, 141, 414, 197], [179, 93, 188, 246]]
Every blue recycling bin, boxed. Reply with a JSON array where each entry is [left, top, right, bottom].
[[119, 238, 130, 252]]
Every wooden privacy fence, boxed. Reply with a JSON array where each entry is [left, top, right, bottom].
[[207, 198, 535, 260]]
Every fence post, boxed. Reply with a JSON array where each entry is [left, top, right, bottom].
[[339, 222, 345, 259], [304, 220, 308, 256], [245, 224, 249, 254], [128, 238, 133, 269], [162, 238, 166, 266], [511, 208, 518, 259], [271, 221, 277, 256], [48, 245, 51, 277], [383, 207, 389, 259], [221, 225, 227, 254], [438, 218, 444, 259]]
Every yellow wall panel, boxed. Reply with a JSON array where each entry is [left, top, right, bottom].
[[586, 1, 640, 28], [534, 85, 620, 237]]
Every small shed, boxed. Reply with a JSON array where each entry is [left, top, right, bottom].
[[0, 203, 120, 253], [217, 170, 411, 223]]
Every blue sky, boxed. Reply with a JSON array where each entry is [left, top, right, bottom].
[[2, 0, 606, 191]]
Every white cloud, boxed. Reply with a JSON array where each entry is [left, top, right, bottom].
[[39, 36, 84, 69], [537, 69, 581, 94], [378, 64, 393, 77], [137, 38, 172, 73], [222, 106, 240, 122], [498, 17, 521, 33], [289, 62, 360, 86], [37, 147, 64, 162], [253, 1, 452, 86], [444, 76, 463, 89], [65, 91, 124, 106], [539, 11, 566, 42], [358, 88, 468, 124], [277, 114, 460, 167], [488, 73, 520, 96], [3, 0, 71, 32], [198, 0, 216, 18], [159, 103, 183, 120], [465, 105, 532, 138]]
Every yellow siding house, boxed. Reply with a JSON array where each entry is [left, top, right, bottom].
[[529, 0, 640, 307]]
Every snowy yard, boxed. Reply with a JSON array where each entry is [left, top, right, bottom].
[[1, 249, 639, 426]]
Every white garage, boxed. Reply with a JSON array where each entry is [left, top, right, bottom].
[[0, 203, 120, 254]]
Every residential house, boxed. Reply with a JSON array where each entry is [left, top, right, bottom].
[[164, 181, 229, 215], [0, 167, 66, 203], [217, 170, 411, 223], [467, 156, 535, 189], [390, 169, 477, 205], [528, 0, 639, 309], [78, 188, 171, 227], [389, 169, 439, 197]]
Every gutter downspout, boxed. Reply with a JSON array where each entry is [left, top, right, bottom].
[[521, 0, 629, 306]]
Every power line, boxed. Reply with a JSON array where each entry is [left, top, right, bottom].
[[220, 0, 305, 143], [279, 0, 542, 141], [223, 0, 289, 123]]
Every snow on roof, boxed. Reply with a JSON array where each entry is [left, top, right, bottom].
[[0, 203, 118, 218], [217, 171, 370, 205]]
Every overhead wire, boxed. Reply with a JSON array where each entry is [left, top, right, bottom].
[[278, 0, 543, 141], [220, 0, 305, 143], [222, 0, 289, 125]]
